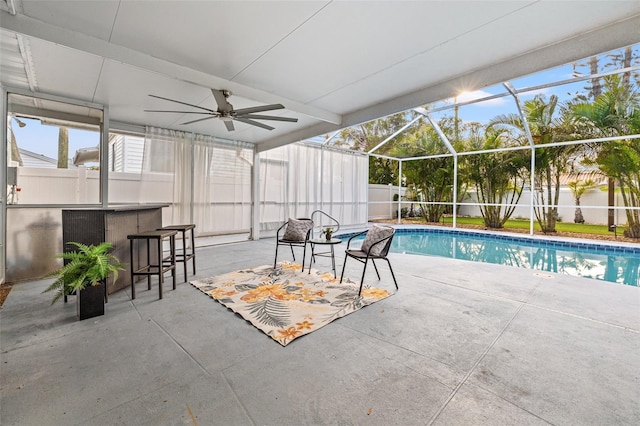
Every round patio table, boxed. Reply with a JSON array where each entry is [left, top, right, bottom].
[[308, 238, 342, 278]]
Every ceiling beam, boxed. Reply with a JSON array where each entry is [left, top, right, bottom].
[[344, 14, 640, 128], [256, 121, 340, 153], [258, 14, 640, 151], [11, 104, 102, 126], [0, 10, 343, 125]]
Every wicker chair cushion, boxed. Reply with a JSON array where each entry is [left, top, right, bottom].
[[360, 225, 394, 256]]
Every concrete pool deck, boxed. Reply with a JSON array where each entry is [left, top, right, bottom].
[[1, 236, 639, 425]]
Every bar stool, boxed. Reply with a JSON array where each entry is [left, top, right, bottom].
[[158, 224, 196, 282], [128, 230, 177, 300]]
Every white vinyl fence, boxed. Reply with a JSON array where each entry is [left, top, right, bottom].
[[369, 184, 626, 226]]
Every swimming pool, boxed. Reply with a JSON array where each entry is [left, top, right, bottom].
[[342, 227, 640, 286]]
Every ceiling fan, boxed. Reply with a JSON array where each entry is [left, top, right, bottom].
[[145, 88, 298, 131]]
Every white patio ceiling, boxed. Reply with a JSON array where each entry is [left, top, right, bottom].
[[1, 1, 639, 152]]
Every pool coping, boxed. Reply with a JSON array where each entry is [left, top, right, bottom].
[[335, 224, 640, 255]]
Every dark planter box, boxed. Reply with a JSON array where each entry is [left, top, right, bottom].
[[77, 282, 105, 321]]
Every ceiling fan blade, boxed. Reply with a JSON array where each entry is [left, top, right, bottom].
[[144, 110, 213, 114], [234, 117, 275, 131], [180, 115, 218, 125], [211, 89, 234, 113], [238, 114, 298, 123], [224, 120, 235, 132], [233, 104, 285, 115], [149, 94, 216, 113]]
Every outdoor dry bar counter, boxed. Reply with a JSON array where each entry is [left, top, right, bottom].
[[62, 204, 168, 294]]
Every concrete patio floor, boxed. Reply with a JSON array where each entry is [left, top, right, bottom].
[[1, 236, 639, 425]]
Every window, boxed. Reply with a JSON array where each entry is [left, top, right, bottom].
[[6, 92, 103, 205]]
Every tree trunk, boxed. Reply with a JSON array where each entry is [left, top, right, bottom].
[[624, 223, 640, 239], [590, 56, 601, 98], [607, 178, 615, 230], [57, 127, 69, 169], [541, 165, 558, 233], [620, 183, 640, 238], [484, 206, 504, 228], [573, 196, 584, 223], [622, 46, 632, 88]]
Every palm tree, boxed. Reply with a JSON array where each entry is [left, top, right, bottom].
[[571, 75, 640, 238], [400, 132, 453, 222], [488, 94, 576, 233], [568, 179, 596, 223], [464, 128, 528, 228]]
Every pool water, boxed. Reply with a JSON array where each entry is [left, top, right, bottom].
[[347, 228, 640, 286]]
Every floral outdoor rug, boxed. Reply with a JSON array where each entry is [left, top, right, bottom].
[[190, 261, 394, 346]]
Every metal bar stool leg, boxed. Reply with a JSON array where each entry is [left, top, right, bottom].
[[157, 236, 163, 299], [170, 233, 176, 290], [180, 229, 187, 282], [189, 226, 196, 275], [130, 238, 136, 300], [146, 238, 152, 290]]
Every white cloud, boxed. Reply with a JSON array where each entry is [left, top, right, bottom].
[[454, 90, 507, 106]]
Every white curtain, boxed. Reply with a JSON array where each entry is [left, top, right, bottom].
[[142, 127, 253, 237], [321, 147, 368, 225], [202, 138, 253, 236], [192, 134, 214, 235], [141, 127, 191, 227], [118, 128, 364, 239], [259, 142, 368, 233]]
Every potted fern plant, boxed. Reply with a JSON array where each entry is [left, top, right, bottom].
[[43, 242, 124, 320]]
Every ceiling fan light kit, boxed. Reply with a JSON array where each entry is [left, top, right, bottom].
[[145, 89, 298, 131]]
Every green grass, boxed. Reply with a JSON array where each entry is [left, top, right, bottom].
[[403, 216, 620, 236]]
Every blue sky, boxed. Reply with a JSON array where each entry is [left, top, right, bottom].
[[428, 44, 638, 126], [10, 116, 99, 161], [429, 64, 590, 125]]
